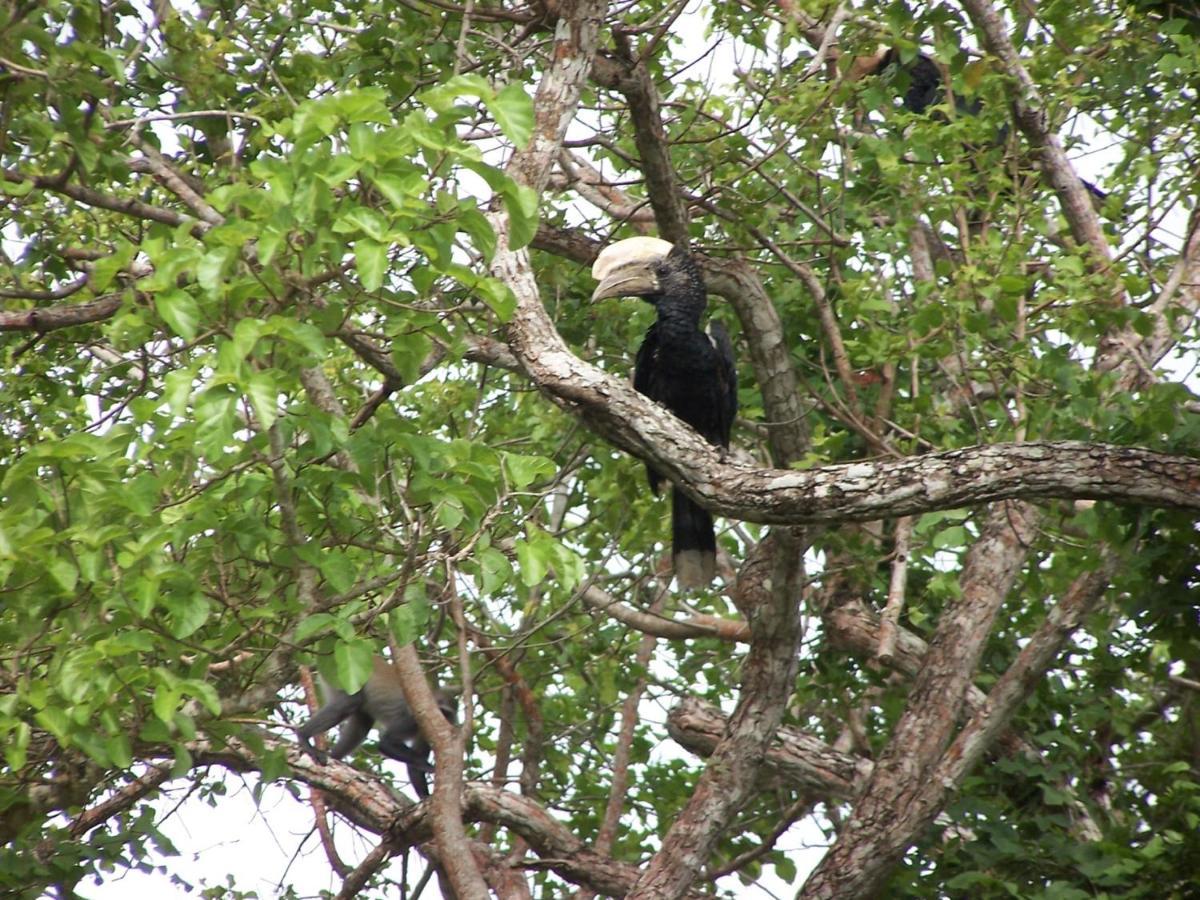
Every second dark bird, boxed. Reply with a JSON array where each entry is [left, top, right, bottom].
[[591, 237, 737, 589]]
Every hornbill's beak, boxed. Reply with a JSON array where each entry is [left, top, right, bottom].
[[590, 236, 673, 301]]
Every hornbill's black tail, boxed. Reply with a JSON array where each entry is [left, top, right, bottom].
[[672, 487, 716, 589]]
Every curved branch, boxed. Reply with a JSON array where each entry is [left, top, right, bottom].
[[0, 294, 124, 332], [196, 734, 708, 898], [582, 584, 749, 640], [667, 696, 868, 800], [3, 167, 205, 234], [499, 319, 1200, 520]]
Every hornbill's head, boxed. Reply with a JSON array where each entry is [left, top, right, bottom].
[[590, 237, 704, 306]]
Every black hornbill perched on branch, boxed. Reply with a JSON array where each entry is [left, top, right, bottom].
[[590, 237, 737, 589]]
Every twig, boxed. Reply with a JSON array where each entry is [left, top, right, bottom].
[[0, 55, 48, 77], [802, 3, 849, 77], [707, 793, 815, 880], [105, 109, 268, 129], [453, 0, 475, 73], [875, 516, 913, 662], [334, 835, 401, 900]]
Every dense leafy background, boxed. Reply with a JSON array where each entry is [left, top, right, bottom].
[[1, 0, 1197, 897]]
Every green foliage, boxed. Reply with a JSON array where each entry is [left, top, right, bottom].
[[1, 0, 1197, 897]]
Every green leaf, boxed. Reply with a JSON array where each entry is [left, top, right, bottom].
[[106, 733, 133, 768], [167, 594, 211, 639], [336, 206, 390, 240], [502, 183, 540, 249], [388, 603, 422, 645], [514, 535, 549, 587], [232, 318, 263, 359], [244, 371, 278, 429], [195, 388, 237, 456], [420, 73, 493, 113], [164, 368, 193, 417], [355, 239, 388, 291], [372, 171, 427, 208], [334, 641, 376, 694], [46, 557, 79, 594], [295, 613, 337, 642], [487, 83, 534, 148], [316, 153, 360, 187], [5, 722, 30, 770], [1, 178, 34, 197], [502, 452, 554, 488], [154, 289, 200, 341], [153, 684, 182, 726], [186, 680, 222, 716], [474, 278, 516, 321], [348, 123, 377, 161], [317, 550, 355, 594], [458, 207, 496, 261], [89, 239, 135, 293], [932, 525, 967, 550], [197, 247, 235, 297], [257, 227, 286, 266], [390, 330, 435, 384]]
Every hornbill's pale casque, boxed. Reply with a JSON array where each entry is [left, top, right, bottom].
[[590, 237, 737, 589]]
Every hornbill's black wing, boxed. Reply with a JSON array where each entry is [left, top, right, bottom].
[[707, 319, 737, 448], [633, 321, 665, 495]]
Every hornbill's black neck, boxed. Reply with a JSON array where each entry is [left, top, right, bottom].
[[647, 246, 707, 327]]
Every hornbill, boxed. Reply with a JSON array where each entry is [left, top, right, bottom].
[[590, 237, 737, 589]]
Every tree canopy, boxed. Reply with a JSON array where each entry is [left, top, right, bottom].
[[2, 0, 1199, 897]]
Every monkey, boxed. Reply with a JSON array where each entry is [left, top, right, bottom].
[[296, 656, 459, 798], [849, 47, 989, 117]]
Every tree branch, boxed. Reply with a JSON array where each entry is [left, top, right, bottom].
[[2, 167, 206, 234], [667, 696, 868, 800], [582, 583, 749, 640], [629, 530, 804, 899], [800, 502, 1042, 898], [392, 642, 487, 900], [0, 294, 124, 332], [959, 0, 1113, 267], [590, 41, 690, 244], [495, 336, 1200, 521]]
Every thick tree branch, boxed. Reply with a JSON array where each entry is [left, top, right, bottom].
[[2, 167, 206, 234], [959, 0, 1113, 267], [703, 256, 811, 466], [800, 502, 1042, 898], [804, 552, 1118, 897], [518, 225, 1200, 518], [931, 552, 1119, 798], [629, 530, 804, 899], [391, 642, 486, 900], [667, 696, 868, 800], [0, 294, 124, 332], [590, 43, 690, 244]]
